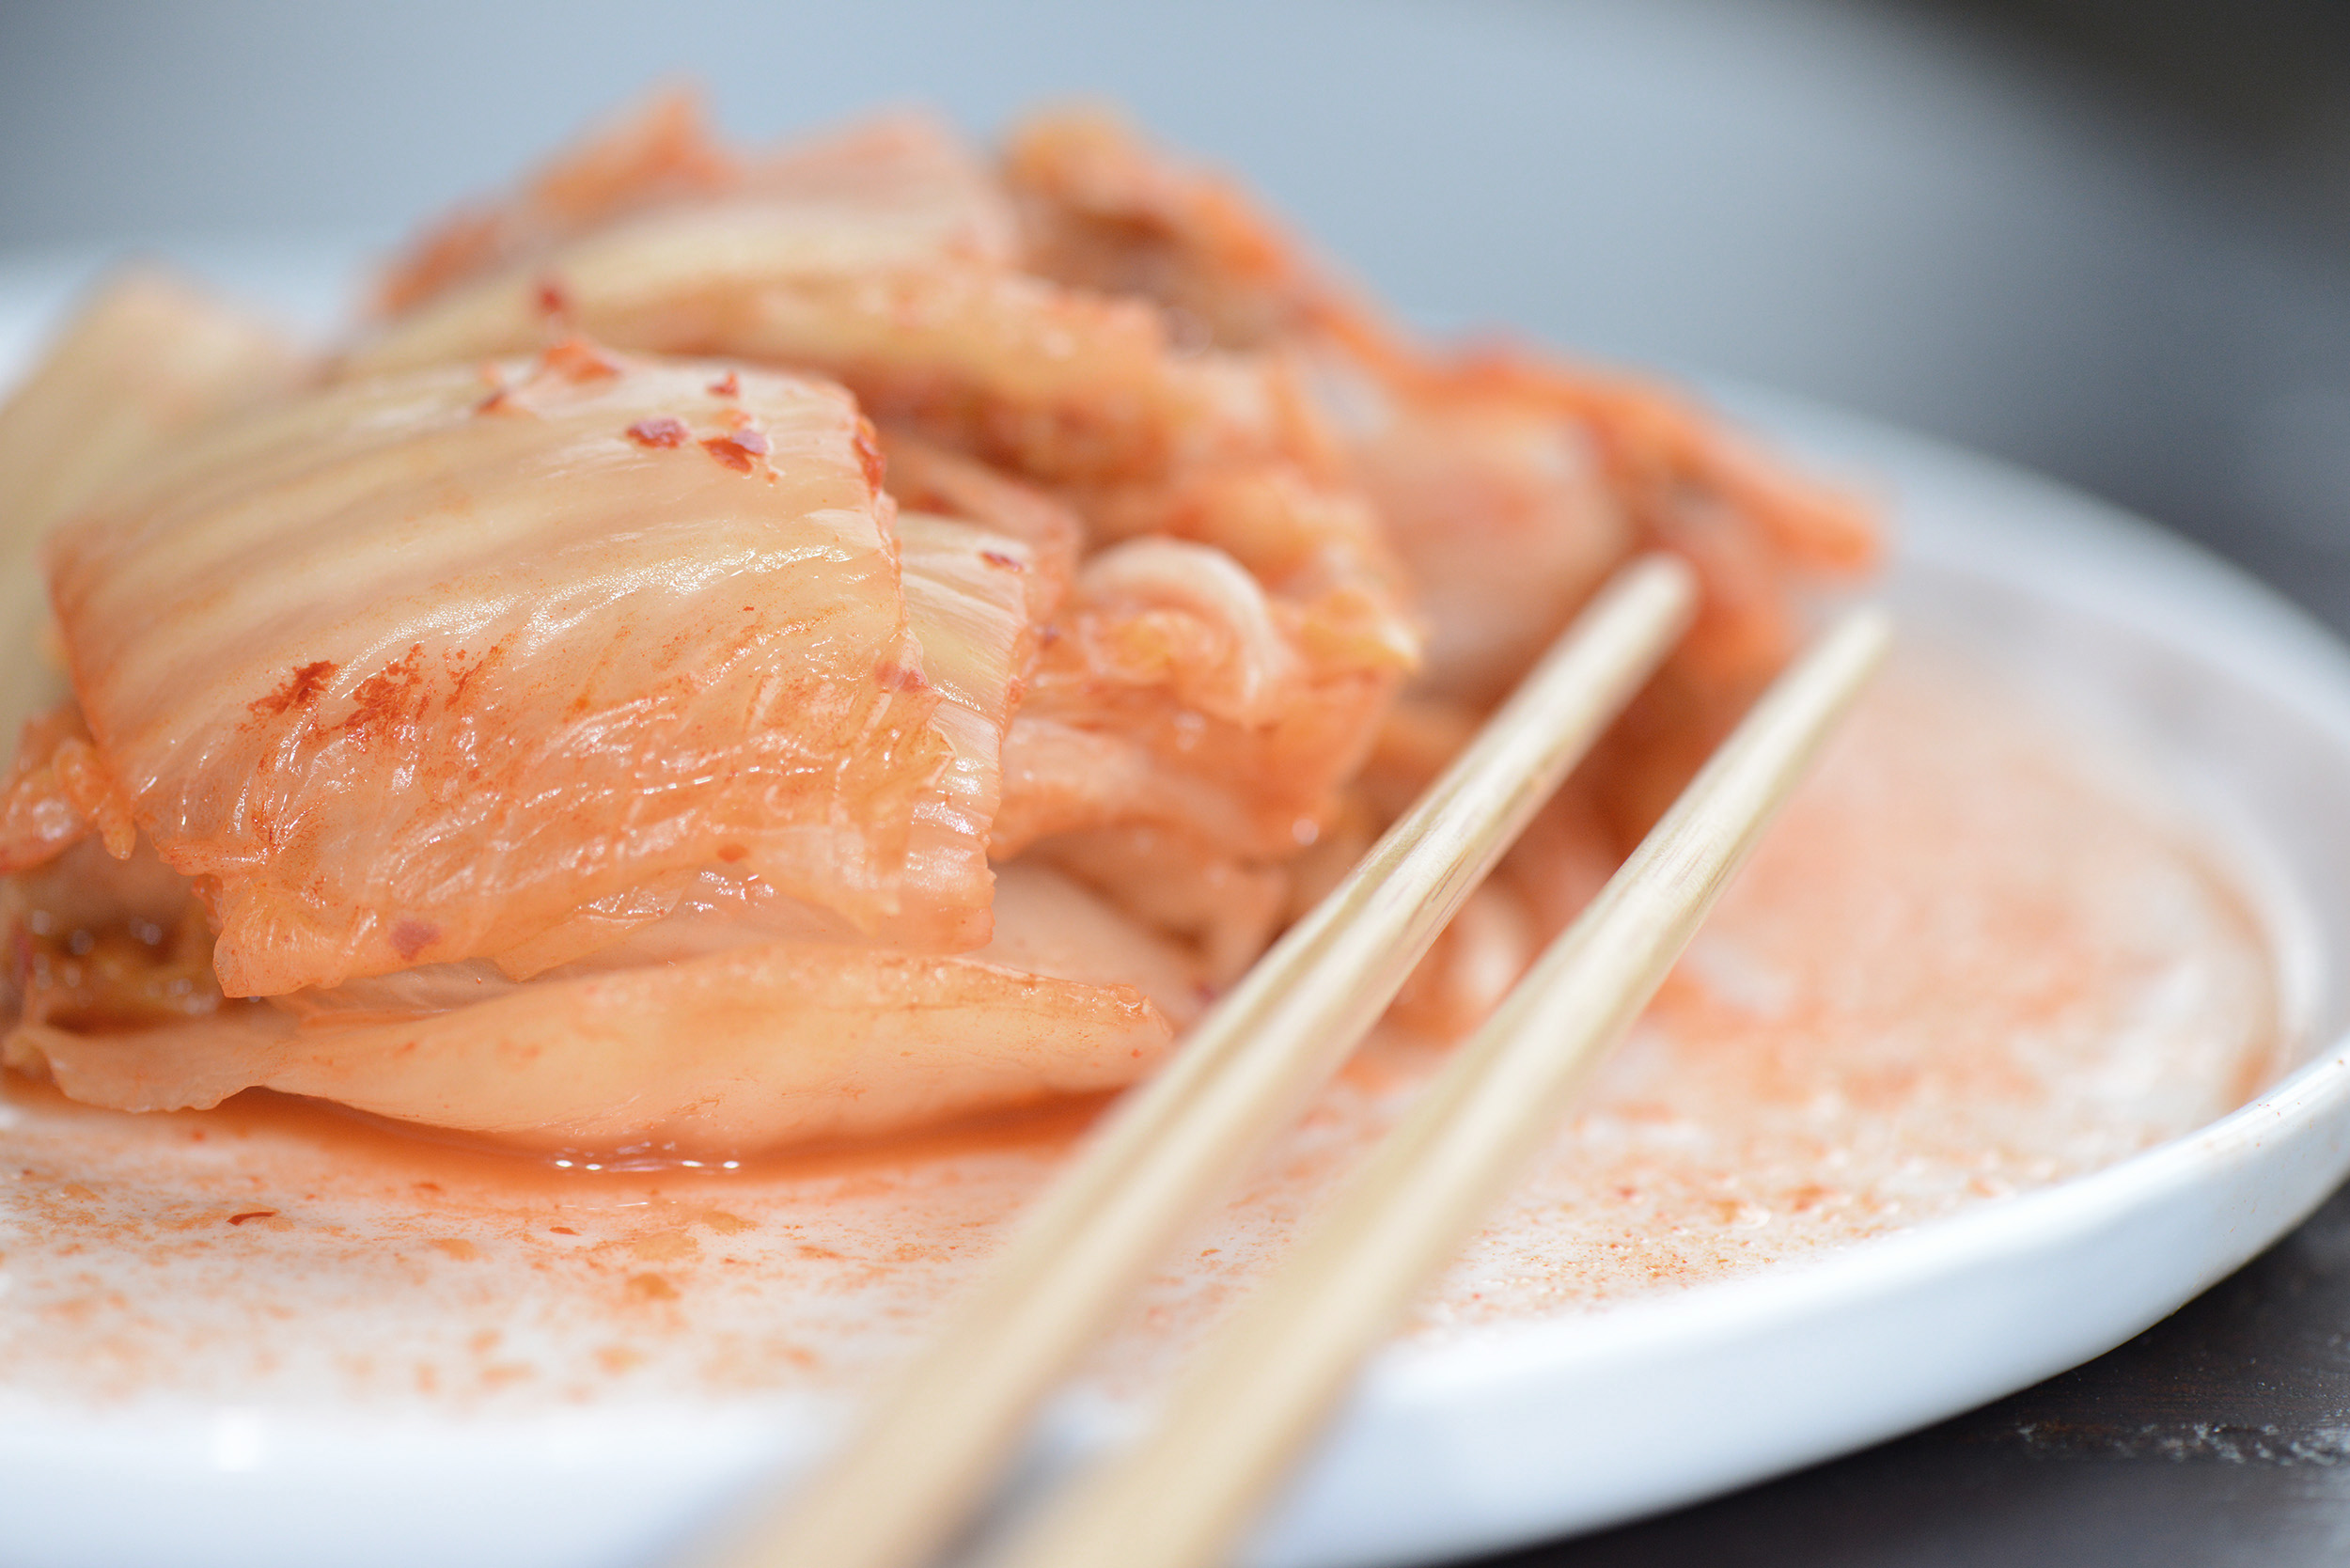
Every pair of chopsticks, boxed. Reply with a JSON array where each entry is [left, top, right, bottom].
[[701, 555, 1888, 1568]]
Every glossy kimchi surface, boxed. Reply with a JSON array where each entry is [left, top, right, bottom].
[[0, 92, 1876, 1155]]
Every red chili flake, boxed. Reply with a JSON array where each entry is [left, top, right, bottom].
[[535, 277, 572, 319], [707, 370, 740, 398], [542, 337, 619, 383], [549, 1226, 578, 1236], [715, 843, 749, 863], [249, 660, 337, 717], [338, 644, 428, 748], [390, 917, 441, 961], [626, 416, 688, 449], [700, 432, 765, 473], [446, 641, 506, 708], [979, 550, 1025, 572], [853, 416, 885, 491], [227, 1210, 278, 1226]]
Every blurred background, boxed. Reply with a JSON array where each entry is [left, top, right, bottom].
[[6, 0, 2350, 627]]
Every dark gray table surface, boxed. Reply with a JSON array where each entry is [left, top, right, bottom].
[[1466, 1179, 2350, 1567]]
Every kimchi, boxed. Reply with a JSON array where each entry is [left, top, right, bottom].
[[0, 92, 1872, 1155]]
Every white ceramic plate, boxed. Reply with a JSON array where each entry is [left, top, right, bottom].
[[3, 275, 2350, 1568]]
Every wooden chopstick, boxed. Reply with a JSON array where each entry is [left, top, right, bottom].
[[994, 606, 1890, 1568], [703, 555, 1698, 1568]]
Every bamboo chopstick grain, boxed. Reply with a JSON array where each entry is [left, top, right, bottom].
[[700, 555, 1699, 1568], [995, 607, 1889, 1568]]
